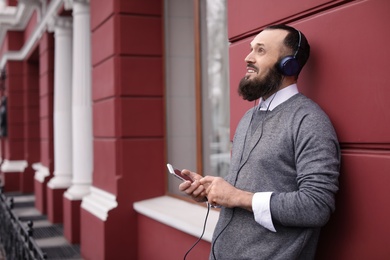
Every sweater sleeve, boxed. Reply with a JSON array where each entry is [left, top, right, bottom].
[[270, 107, 340, 228]]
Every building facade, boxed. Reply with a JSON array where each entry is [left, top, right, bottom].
[[0, 0, 389, 259]]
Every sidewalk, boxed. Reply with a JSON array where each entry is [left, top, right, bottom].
[[2, 192, 82, 260]]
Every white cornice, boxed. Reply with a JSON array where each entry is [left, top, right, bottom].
[[33, 162, 50, 183], [0, 0, 63, 69], [64, 0, 90, 10], [81, 186, 118, 221], [46, 16, 73, 32], [0, 159, 28, 172], [0, 0, 41, 46]]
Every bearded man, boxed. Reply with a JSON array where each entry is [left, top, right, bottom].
[[179, 24, 340, 260]]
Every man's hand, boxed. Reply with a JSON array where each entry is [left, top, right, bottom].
[[178, 169, 207, 203], [200, 176, 254, 211]]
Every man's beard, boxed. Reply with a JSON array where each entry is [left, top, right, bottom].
[[238, 65, 283, 101]]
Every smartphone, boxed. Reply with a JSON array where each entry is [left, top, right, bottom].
[[166, 163, 193, 182]]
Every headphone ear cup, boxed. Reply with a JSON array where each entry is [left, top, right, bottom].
[[278, 56, 300, 76]]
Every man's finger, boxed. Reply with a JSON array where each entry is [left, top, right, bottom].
[[199, 176, 214, 185]]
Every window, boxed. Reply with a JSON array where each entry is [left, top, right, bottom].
[[165, 0, 229, 196], [200, 0, 230, 178]]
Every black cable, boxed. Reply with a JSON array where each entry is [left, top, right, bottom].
[[211, 94, 278, 259], [183, 202, 211, 260], [211, 208, 235, 260]]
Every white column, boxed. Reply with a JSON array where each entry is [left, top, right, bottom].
[[47, 17, 73, 190], [64, 0, 92, 200]]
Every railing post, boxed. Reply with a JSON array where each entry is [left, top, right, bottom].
[[0, 190, 47, 259]]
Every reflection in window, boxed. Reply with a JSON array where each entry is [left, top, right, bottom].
[[165, 0, 230, 196], [201, 0, 230, 177]]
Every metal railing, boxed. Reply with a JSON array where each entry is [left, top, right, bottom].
[[0, 187, 47, 260]]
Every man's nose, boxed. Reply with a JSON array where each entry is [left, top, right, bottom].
[[244, 52, 255, 63]]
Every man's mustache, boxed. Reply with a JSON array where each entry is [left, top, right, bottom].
[[247, 64, 258, 72]]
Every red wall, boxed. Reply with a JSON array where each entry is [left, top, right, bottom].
[[5, 60, 25, 161], [137, 214, 211, 260], [38, 32, 54, 172], [24, 11, 37, 43], [82, 0, 165, 259], [20, 50, 40, 193], [228, 0, 390, 259], [90, 0, 164, 195]]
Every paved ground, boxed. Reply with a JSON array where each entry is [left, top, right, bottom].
[[1, 192, 82, 260]]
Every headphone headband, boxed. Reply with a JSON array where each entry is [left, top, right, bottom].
[[277, 29, 302, 76], [294, 30, 302, 58]]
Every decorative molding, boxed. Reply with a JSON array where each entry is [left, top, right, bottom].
[[47, 16, 73, 32], [134, 196, 219, 242], [81, 186, 118, 221], [0, 0, 42, 49], [64, 0, 90, 10], [32, 162, 50, 183], [0, 0, 63, 69], [64, 184, 91, 200], [47, 174, 72, 189], [0, 159, 28, 172]]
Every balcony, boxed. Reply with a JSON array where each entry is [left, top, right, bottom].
[[0, 188, 82, 260]]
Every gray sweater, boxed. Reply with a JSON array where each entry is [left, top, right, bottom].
[[211, 94, 340, 260]]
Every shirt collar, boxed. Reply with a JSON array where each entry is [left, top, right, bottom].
[[258, 84, 299, 111]]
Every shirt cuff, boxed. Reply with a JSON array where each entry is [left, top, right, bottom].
[[252, 192, 276, 232]]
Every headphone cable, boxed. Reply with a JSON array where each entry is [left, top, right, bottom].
[[183, 202, 211, 260], [211, 93, 278, 259]]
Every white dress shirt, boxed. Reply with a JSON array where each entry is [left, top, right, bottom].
[[252, 84, 299, 232]]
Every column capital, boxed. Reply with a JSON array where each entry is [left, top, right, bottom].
[[18, 0, 41, 7], [64, 0, 90, 10], [47, 16, 73, 33]]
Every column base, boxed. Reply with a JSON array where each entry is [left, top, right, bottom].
[[33, 163, 51, 214], [80, 186, 136, 260], [63, 197, 81, 244], [0, 160, 28, 192], [46, 186, 66, 223], [34, 178, 48, 214], [81, 204, 137, 260]]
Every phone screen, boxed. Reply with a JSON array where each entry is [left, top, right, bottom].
[[167, 163, 193, 182]]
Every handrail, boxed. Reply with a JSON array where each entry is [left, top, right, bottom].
[[0, 187, 47, 260]]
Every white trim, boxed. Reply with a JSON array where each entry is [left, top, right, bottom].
[[0, 0, 63, 69], [133, 196, 219, 242], [81, 186, 118, 221], [64, 184, 90, 200], [0, 1, 35, 45], [47, 174, 72, 189], [0, 159, 28, 172], [32, 162, 50, 183]]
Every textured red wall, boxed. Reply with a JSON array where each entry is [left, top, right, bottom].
[[137, 214, 211, 260], [228, 0, 349, 41], [5, 60, 25, 160], [38, 32, 54, 171], [90, 1, 164, 195], [24, 11, 37, 44], [82, 0, 165, 259]]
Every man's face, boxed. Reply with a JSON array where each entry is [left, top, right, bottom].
[[238, 29, 288, 101]]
